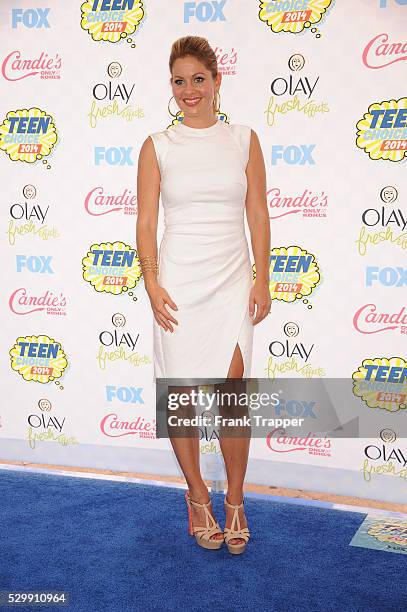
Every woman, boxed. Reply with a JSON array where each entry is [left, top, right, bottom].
[[136, 36, 271, 554]]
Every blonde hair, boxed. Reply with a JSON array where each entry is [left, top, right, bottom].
[[169, 35, 218, 79]]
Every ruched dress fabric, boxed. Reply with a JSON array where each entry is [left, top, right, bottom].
[[149, 120, 253, 383]]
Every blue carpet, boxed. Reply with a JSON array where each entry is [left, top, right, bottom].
[[0, 469, 405, 612]]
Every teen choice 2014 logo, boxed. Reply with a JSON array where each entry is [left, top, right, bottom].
[[253, 245, 321, 303], [352, 357, 407, 412], [10, 335, 68, 384], [258, 0, 334, 35], [82, 241, 142, 295], [0, 107, 58, 164], [356, 98, 407, 163], [368, 520, 407, 547], [80, 0, 145, 44]]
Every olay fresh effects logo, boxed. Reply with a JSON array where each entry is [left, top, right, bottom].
[[380, 428, 397, 444], [352, 357, 407, 412], [27, 399, 78, 449], [353, 304, 407, 335], [268, 187, 328, 219], [254, 246, 321, 304], [7, 184, 60, 246], [2, 51, 62, 81], [200, 440, 221, 455], [363, 33, 407, 70], [195, 385, 221, 448], [89, 62, 143, 128], [82, 241, 142, 295], [9, 335, 68, 384], [356, 186, 406, 256], [97, 314, 150, 370], [80, 0, 145, 45], [100, 414, 156, 438], [213, 45, 237, 75], [269, 325, 314, 363], [266, 54, 329, 127], [198, 411, 220, 444], [84, 187, 137, 216], [364, 444, 406, 471], [265, 322, 325, 380], [356, 98, 407, 162], [258, 0, 334, 35], [0, 107, 58, 166], [266, 428, 332, 457], [9, 289, 67, 317], [362, 430, 407, 485]]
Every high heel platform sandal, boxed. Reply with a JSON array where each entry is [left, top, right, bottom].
[[185, 491, 224, 550], [223, 497, 250, 555]]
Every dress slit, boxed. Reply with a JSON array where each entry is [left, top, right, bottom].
[[225, 342, 245, 379], [222, 302, 250, 381]]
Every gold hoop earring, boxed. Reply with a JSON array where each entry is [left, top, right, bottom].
[[213, 90, 221, 113], [168, 95, 180, 118]]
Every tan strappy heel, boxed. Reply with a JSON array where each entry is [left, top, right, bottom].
[[223, 497, 250, 555], [185, 491, 224, 550]]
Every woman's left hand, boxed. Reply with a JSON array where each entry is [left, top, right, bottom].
[[249, 280, 272, 325]]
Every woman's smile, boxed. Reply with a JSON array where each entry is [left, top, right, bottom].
[[183, 97, 202, 106]]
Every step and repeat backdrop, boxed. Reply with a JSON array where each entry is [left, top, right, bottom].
[[1, 1, 406, 503]]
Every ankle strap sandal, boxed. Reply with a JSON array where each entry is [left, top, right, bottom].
[[223, 497, 250, 555], [185, 491, 224, 550]]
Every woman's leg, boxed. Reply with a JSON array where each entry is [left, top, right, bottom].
[[215, 344, 251, 545], [167, 385, 223, 540]]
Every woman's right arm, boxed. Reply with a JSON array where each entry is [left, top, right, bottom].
[[136, 136, 178, 332]]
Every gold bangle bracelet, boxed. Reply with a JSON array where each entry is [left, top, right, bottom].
[[141, 263, 159, 273], [139, 255, 159, 274]]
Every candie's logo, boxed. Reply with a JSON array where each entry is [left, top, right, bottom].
[[0, 107, 58, 165], [9, 288, 67, 317], [266, 428, 332, 457], [353, 304, 407, 335], [352, 357, 407, 412], [254, 246, 321, 303], [258, 0, 333, 35], [80, 0, 145, 45], [82, 241, 142, 295], [363, 33, 407, 70], [10, 334, 68, 384], [84, 187, 137, 216], [100, 414, 156, 438], [214, 45, 237, 76], [356, 98, 407, 162], [268, 187, 328, 219], [1, 50, 62, 81]]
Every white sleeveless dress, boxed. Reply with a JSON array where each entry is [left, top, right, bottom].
[[149, 120, 253, 383]]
